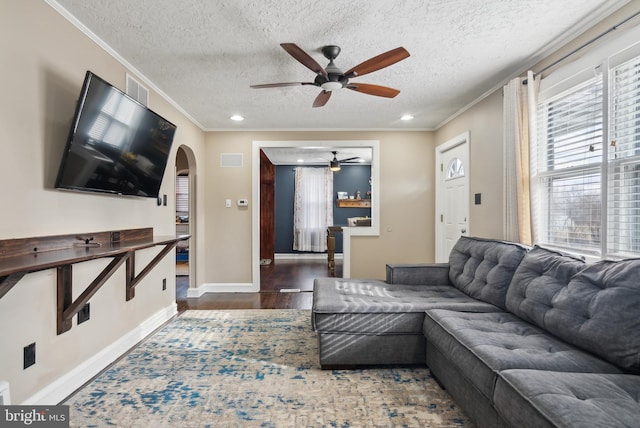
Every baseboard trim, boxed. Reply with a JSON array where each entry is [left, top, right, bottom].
[[23, 303, 177, 405], [274, 253, 343, 260], [186, 282, 257, 297]]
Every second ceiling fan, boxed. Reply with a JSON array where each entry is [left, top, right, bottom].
[[251, 43, 410, 108], [329, 151, 361, 171]]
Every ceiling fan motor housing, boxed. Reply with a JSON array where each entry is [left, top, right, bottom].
[[318, 46, 348, 91]]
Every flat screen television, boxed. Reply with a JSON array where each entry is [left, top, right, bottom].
[[55, 71, 177, 198]]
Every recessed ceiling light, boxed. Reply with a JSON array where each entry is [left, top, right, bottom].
[[230, 115, 244, 121], [400, 114, 414, 121], [297, 159, 305, 163]]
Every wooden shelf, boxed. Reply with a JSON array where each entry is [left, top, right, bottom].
[[336, 199, 371, 208], [0, 228, 190, 335]]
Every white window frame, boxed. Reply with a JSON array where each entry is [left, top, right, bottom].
[[532, 27, 640, 259]]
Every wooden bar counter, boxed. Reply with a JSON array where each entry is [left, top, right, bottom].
[[0, 228, 189, 334]]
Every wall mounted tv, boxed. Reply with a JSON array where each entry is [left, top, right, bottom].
[[55, 71, 177, 198]]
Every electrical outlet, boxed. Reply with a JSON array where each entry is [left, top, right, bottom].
[[77, 303, 90, 324], [24, 343, 36, 369], [162, 278, 167, 291]]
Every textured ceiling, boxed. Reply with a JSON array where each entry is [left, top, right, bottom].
[[51, 0, 629, 131]]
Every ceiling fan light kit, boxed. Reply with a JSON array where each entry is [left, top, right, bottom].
[[321, 81, 343, 91], [251, 43, 410, 108]]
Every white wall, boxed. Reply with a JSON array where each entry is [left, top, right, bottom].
[[0, 1, 205, 404]]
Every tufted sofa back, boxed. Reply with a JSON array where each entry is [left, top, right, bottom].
[[507, 246, 640, 373], [448, 236, 528, 310]]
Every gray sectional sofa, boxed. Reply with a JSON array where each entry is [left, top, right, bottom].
[[311, 236, 640, 428]]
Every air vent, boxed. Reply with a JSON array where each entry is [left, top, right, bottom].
[[220, 153, 243, 168], [126, 73, 149, 106]]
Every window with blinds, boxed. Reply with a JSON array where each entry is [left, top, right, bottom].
[[176, 175, 189, 214], [608, 55, 640, 257], [534, 76, 603, 253], [532, 49, 640, 258]]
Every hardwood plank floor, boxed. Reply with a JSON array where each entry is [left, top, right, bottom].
[[176, 258, 342, 312]]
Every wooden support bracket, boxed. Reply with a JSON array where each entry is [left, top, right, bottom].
[[0, 272, 27, 300], [56, 254, 129, 335], [126, 242, 179, 301]]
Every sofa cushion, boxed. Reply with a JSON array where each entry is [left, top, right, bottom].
[[508, 248, 640, 374], [545, 258, 640, 373], [506, 245, 585, 326], [312, 278, 501, 334], [448, 236, 528, 309], [423, 309, 623, 403], [386, 263, 450, 285], [494, 370, 640, 428]]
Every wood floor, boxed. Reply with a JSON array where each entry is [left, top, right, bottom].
[[176, 258, 342, 312]]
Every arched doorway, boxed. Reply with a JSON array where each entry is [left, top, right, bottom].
[[175, 145, 197, 296]]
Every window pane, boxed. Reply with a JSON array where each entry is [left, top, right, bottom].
[[539, 77, 603, 171], [445, 157, 464, 180], [176, 175, 189, 214], [545, 173, 601, 250], [533, 75, 603, 253], [608, 55, 640, 256]]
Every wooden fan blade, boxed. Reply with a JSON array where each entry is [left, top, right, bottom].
[[348, 83, 400, 98], [313, 90, 331, 108], [281, 43, 328, 77], [345, 47, 410, 77], [250, 82, 314, 89]]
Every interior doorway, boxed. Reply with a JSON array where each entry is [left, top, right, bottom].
[[435, 132, 470, 262], [175, 145, 197, 296], [253, 140, 380, 290]]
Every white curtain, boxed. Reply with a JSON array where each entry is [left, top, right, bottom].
[[503, 70, 538, 245], [293, 167, 333, 252]]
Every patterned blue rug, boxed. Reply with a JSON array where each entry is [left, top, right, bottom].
[[64, 310, 472, 427]]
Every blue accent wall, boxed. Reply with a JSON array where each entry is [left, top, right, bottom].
[[274, 165, 371, 253]]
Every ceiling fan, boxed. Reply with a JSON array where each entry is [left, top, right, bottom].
[[329, 151, 361, 171], [251, 43, 410, 108]]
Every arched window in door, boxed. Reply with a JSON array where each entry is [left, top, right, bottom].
[[446, 157, 465, 180]]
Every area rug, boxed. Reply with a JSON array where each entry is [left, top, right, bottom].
[[64, 310, 473, 427]]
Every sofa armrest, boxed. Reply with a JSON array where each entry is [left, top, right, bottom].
[[386, 263, 451, 286]]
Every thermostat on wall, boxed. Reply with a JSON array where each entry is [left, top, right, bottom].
[[237, 199, 249, 207]]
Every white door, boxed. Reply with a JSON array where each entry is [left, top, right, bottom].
[[436, 133, 470, 262]]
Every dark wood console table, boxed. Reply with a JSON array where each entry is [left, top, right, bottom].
[[0, 228, 189, 334]]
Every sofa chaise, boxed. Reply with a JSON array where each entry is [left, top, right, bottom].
[[311, 236, 640, 427]]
